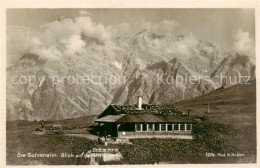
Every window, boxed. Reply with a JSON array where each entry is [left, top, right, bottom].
[[174, 124, 179, 131], [161, 124, 166, 131], [180, 124, 185, 131], [142, 124, 147, 131], [148, 124, 153, 131], [155, 124, 159, 131], [187, 124, 191, 130], [136, 124, 141, 131], [167, 124, 172, 131]]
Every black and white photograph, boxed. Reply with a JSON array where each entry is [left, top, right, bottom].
[[4, 6, 258, 165]]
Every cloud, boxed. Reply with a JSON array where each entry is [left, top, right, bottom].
[[164, 33, 199, 59], [27, 16, 184, 61], [110, 23, 131, 37], [110, 19, 182, 38], [28, 16, 112, 60], [232, 28, 255, 58], [65, 34, 85, 54], [79, 10, 91, 16], [138, 20, 152, 31], [75, 16, 111, 43], [7, 26, 39, 66], [26, 14, 197, 62], [152, 19, 180, 35], [136, 19, 182, 36]]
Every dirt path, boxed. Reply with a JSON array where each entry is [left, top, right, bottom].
[[64, 133, 98, 141]]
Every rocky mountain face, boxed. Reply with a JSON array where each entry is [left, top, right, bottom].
[[211, 54, 255, 87], [6, 30, 255, 121]]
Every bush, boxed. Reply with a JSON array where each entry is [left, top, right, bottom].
[[35, 127, 44, 132], [52, 130, 64, 134]]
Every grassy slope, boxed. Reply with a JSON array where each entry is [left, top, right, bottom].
[[6, 116, 98, 165], [6, 81, 256, 164], [175, 80, 256, 126], [174, 80, 257, 162]]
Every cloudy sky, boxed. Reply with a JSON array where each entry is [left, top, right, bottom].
[[7, 8, 255, 66]]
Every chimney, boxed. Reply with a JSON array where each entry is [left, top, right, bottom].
[[137, 96, 142, 110], [188, 109, 191, 116]]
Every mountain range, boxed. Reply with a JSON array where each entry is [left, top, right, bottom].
[[6, 30, 255, 120]]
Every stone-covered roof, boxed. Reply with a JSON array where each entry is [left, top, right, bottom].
[[95, 114, 125, 122], [97, 104, 192, 123], [109, 104, 184, 115], [95, 113, 196, 123]]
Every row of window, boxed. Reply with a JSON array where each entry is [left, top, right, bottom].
[[136, 123, 192, 131]]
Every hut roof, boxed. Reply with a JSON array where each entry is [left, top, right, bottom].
[[95, 113, 196, 123], [95, 114, 125, 123]]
